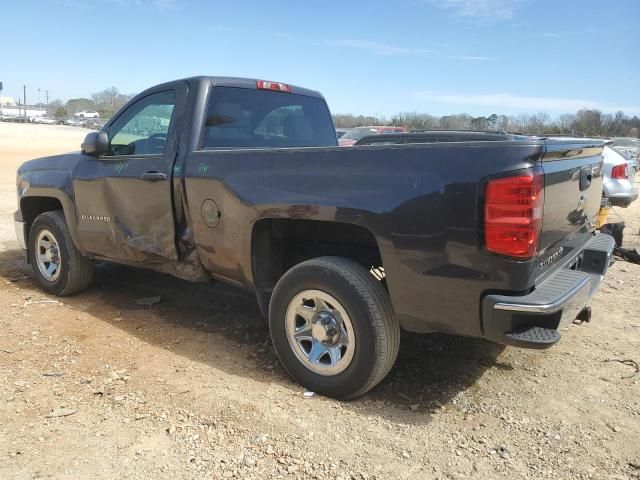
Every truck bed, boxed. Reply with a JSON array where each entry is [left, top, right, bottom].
[[177, 138, 604, 337]]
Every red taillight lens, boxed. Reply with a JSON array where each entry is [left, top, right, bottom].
[[484, 168, 544, 258], [611, 164, 628, 179], [256, 80, 292, 93]]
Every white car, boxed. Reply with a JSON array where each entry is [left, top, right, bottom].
[[611, 137, 638, 162], [32, 116, 57, 125], [74, 110, 100, 119]]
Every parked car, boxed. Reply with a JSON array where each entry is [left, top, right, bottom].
[[74, 110, 100, 119], [603, 145, 638, 207], [15, 76, 614, 399], [338, 126, 407, 146], [610, 137, 639, 166], [336, 128, 350, 139], [31, 116, 57, 125], [84, 119, 105, 130], [60, 117, 88, 127]]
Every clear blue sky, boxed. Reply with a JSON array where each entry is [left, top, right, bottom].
[[1, 0, 638, 118]]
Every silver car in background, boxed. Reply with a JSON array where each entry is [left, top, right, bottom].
[[603, 145, 638, 207], [611, 137, 639, 171]]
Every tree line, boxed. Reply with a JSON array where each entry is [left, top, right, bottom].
[[47, 87, 136, 119], [43, 87, 640, 139], [333, 110, 640, 138]]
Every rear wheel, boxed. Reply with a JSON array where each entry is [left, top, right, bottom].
[[269, 257, 400, 400], [28, 211, 93, 296]]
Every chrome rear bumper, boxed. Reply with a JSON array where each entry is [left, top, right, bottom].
[[482, 233, 615, 349]]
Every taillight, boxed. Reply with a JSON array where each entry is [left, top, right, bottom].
[[611, 164, 628, 179], [484, 168, 544, 258], [256, 80, 292, 93]]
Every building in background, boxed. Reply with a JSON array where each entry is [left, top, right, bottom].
[[0, 96, 46, 118], [0, 96, 17, 106]]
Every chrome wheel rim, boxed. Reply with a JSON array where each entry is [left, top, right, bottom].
[[35, 229, 61, 282], [285, 290, 355, 376]]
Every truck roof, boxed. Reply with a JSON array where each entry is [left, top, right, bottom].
[[147, 76, 325, 100]]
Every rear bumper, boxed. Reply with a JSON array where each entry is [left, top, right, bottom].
[[606, 189, 638, 208], [482, 233, 615, 349]]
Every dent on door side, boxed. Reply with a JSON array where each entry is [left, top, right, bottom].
[[75, 175, 208, 281], [77, 175, 176, 261]]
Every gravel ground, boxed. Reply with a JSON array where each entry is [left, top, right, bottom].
[[0, 123, 638, 480]]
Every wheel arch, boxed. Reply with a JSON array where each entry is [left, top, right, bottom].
[[20, 191, 82, 256], [250, 218, 385, 316]]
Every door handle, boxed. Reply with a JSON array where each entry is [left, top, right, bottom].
[[140, 171, 167, 181]]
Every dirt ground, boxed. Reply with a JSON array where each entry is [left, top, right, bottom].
[[0, 123, 638, 480]]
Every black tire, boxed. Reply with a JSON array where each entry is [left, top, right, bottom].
[[269, 257, 400, 400], [28, 211, 93, 296]]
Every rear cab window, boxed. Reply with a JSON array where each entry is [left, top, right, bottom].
[[202, 86, 337, 149]]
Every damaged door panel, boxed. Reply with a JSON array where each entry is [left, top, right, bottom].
[[73, 84, 188, 263]]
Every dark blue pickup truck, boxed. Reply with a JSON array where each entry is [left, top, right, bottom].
[[15, 76, 614, 399]]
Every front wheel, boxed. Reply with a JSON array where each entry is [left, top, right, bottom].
[[28, 211, 93, 296], [269, 257, 400, 400]]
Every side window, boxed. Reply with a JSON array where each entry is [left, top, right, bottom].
[[106, 90, 176, 156]]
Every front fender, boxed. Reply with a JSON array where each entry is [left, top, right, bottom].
[[17, 154, 83, 252]]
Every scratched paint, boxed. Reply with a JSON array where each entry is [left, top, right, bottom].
[[113, 161, 128, 175]]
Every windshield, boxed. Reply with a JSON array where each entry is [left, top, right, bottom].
[[202, 87, 337, 149], [612, 138, 639, 148], [341, 127, 381, 140]]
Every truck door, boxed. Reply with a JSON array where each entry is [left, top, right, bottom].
[[73, 84, 187, 263]]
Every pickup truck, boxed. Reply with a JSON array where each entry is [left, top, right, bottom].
[[15, 76, 615, 399]]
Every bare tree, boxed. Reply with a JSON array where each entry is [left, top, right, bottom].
[[510, 114, 531, 133], [333, 114, 385, 128], [496, 115, 510, 131], [46, 99, 63, 116], [438, 114, 472, 130], [556, 114, 576, 134], [391, 112, 438, 130], [574, 109, 603, 136], [527, 112, 550, 135]]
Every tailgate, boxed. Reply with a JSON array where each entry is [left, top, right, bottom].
[[539, 139, 604, 252]]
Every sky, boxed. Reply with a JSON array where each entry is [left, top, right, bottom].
[[1, 0, 638, 118]]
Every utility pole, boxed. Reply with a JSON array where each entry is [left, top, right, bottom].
[[46, 90, 49, 111], [23, 85, 27, 118], [38, 88, 41, 108]]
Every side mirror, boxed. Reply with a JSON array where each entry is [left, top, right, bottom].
[[81, 131, 109, 156]]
